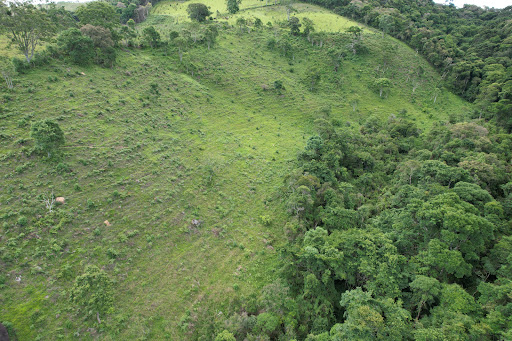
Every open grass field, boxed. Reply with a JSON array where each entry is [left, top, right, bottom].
[[152, 0, 374, 33], [0, 1, 472, 339]]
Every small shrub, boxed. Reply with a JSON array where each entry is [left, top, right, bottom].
[[17, 216, 28, 226]]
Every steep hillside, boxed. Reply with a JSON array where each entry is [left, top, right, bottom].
[[0, 2, 471, 339]]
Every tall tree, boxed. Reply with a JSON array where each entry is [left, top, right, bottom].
[[204, 25, 218, 50], [0, 1, 55, 63], [187, 3, 211, 22], [226, 0, 241, 14]]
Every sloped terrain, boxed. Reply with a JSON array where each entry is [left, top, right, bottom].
[[0, 1, 471, 339]]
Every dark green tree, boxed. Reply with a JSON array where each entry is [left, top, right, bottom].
[[187, 3, 211, 22], [57, 28, 95, 66], [288, 16, 301, 36], [30, 119, 65, 157], [142, 26, 161, 48], [70, 265, 114, 324], [226, 0, 241, 14], [302, 17, 314, 40]]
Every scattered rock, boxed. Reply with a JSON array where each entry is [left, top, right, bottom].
[[191, 219, 202, 227], [55, 197, 65, 204], [104, 220, 111, 226], [15, 276, 21, 283], [80, 72, 86, 76]]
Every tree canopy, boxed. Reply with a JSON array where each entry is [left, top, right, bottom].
[[187, 3, 211, 22], [0, 1, 55, 63]]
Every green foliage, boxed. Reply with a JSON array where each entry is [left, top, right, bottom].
[[288, 17, 301, 36], [215, 330, 236, 341], [75, 1, 120, 30], [204, 25, 219, 50], [142, 26, 161, 48], [30, 119, 65, 157], [226, 0, 241, 14], [374, 78, 391, 98], [1, 3, 509, 339], [70, 265, 114, 321], [0, 1, 56, 63], [127, 19, 135, 29], [187, 3, 212, 22], [57, 28, 95, 66], [304, 67, 321, 91], [0, 56, 15, 89]]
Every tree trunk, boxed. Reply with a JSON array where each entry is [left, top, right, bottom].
[[415, 300, 424, 321], [2, 73, 13, 89]]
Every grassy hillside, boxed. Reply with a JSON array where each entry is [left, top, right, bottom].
[[0, 2, 471, 339]]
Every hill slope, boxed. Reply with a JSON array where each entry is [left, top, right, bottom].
[[0, 2, 471, 339]]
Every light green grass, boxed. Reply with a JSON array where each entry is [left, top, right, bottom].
[[152, 0, 370, 33], [0, 3, 471, 339]]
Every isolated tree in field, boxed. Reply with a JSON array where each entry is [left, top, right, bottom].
[[31, 119, 65, 157], [305, 67, 321, 91], [288, 16, 301, 36], [0, 57, 15, 89], [204, 26, 219, 50], [174, 36, 188, 61], [70, 265, 114, 324], [0, 1, 55, 63], [226, 0, 241, 14], [254, 17, 263, 29], [346, 25, 362, 54], [374, 77, 391, 98], [142, 26, 161, 48], [187, 3, 211, 22], [236, 17, 247, 34], [302, 17, 314, 40]]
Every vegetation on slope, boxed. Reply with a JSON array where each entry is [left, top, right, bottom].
[[298, 0, 512, 131], [2, 0, 509, 340]]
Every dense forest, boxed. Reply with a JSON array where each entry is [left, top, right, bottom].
[[218, 114, 512, 340], [1, 0, 511, 339]]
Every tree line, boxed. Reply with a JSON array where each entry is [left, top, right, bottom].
[[294, 0, 512, 131]]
